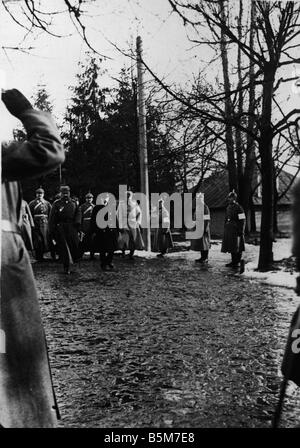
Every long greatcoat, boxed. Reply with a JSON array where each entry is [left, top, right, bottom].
[[151, 204, 174, 253], [20, 199, 35, 251], [49, 198, 81, 267], [79, 201, 95, 254], [1, 109, 64, 427], [89, 204, 118, 253], [221, 201, 246, 253], [117, 200, 145, 251], [29, 198, 52, 257], [190, 203, 211, 251]]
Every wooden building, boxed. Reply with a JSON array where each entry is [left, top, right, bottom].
[[196, 170, 297, 237]]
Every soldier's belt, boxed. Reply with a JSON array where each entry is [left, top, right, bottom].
[[34, 214, 48, 218], [1, 219, 21, 234], [83, 217, 91, 220]]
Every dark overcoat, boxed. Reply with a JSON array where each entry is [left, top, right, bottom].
[[49, 199, 81, 266], [221, 202, 246, 253], [89, 204, 118, 253], [79, 202, 95, 254], [29, 198, 52, 256], [151, 205, 174, 253], [1, 109, 64, 427]]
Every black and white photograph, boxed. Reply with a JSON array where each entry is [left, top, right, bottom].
[[1, 0, 300, 433]]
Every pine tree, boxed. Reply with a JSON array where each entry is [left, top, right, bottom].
[[32, 84, 53, 113], [21, 84, 59, 202], [63, 58, 177, 201], [62, 54, 110, 199]]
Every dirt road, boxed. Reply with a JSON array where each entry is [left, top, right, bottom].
[[34, 244, 300, 427]]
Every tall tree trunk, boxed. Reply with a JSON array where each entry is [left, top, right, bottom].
[[258, 64, 275, 271], [273, 196, 279, 234], [250, 197, 257, 233], [273, 162, 279, 234], [240, 0, 256, 227], [220, 0, 237, 192], [236, 0, 244, 202]]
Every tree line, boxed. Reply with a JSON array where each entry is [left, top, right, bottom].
[[4, 0, 300, 271]]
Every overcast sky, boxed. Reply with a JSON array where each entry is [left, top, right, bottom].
[[1, 0, 299, 141], [0, 0, 204, 138]]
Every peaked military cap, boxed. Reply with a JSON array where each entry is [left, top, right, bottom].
[[85, 193, 93, 198], [60, 185, 70, 193], [36, 187, 44, 194]]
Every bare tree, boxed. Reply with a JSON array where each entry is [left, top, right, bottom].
[[3, 0, 300, 271], [165, 0, 300, 271], [1, 0, 108, 58]]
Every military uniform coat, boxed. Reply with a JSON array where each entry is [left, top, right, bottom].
[[49, 198, 81, 267], [29, 198, 52, 256], [221, 201, 246, 253], [89, 204, 118, 253], [190, 203, 211, 251], [1, 109, 64, 427], [20, 200, 35, 251], [117, 200, 145, 251], [151, 204, 174, 253], [80, 202, 94, 234], [79, 202, 95, 254]]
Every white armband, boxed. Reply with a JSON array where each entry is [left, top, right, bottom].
[[204, 215, 210, 220], [238, 213, 246, 220], [163, 217, 170, 224]]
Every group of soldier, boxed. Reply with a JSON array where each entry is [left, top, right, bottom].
[[21, 186, 174, 274], [1, 88, 248, 427], [22, 184, 246, 275]]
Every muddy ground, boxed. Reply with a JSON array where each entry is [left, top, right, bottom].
[[34, 243, 300, 428]]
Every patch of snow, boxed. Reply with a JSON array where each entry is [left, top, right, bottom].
[[132, 238, 298, 291], [132, 250, 157, 259], [242, 239, 297, 290], [243, 261, 297, 289]]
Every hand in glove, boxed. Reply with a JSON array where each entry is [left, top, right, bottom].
[[2, 88, 33, 119]]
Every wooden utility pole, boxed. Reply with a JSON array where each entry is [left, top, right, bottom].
[[59, 165, 62, 185], [136, 36, 151, 251]]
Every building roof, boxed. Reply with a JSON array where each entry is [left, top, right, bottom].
[[197, 169, 297, 209]]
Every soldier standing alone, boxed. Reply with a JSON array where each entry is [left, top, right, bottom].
[[221, 190, 246, 272]]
